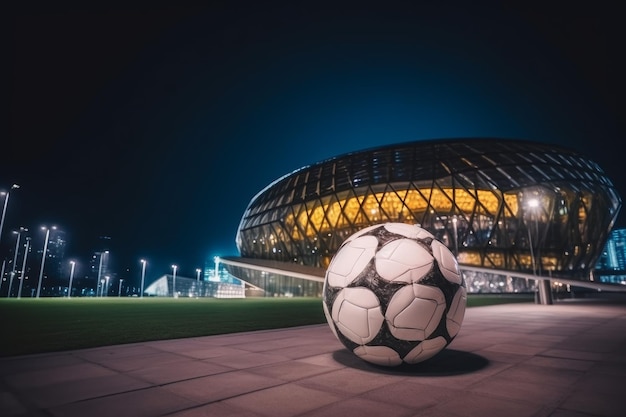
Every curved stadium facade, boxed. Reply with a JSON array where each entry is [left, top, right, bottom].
[[223, 138, 622, 297]]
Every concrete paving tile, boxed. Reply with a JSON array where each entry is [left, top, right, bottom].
[[547, 410, 598, 417], [480, 342, 547, 356], [235, 336, 320, 353], [47, 386, 198, 417], [364, 379, 464, 411], [488, 363, 583, 388], [510, 333, 566, 348], [223, 383, 342, 417], [524, 355, 595, 371], [268, 342, 343, 359], [3, 362, 117, 389], [72, 344, 164, 361], [126, 359, 234, 384], [472, 349, 532, 364], [296, 367, 409, 395], [78, 350, 191, 372], [25, 373, 151, 408], [0, 390, 28, 416], [167, 400, 265, 417], [591, 360, 626, 376], [202, 351, 289, 369], [541, 348, 605, 361], [431, 391, 543, 417], [246, 360, 338, 381], [469, 375, 571, 407], [162, 370, 284, 403], [558, 389, 624, 417], [298, 396, 414, 417], [0, 353, 85, 375], [169, 346, 251, 360], [296, 352, 352, 369]]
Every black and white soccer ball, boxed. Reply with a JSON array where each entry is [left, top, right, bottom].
[[322, 222, 467, 367]]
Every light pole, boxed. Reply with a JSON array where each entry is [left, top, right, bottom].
[[7, 227, 27, 297], [104, 276, 110, 297], [0, 184, 19, 245], [451, 216, 459, 258], [17, 237, 30, 299], [527, 198, 539, 276], [118, 278, 123, 297], [0, 260, 5, 296], [68, 261, 76, 298], [97, 250, 108, 297], [196, 268, 201, 282], [140, 259, 147, 298], [171, 264, 177, 297], [36, 226, 55, 298], [527, 198, 552, 305]]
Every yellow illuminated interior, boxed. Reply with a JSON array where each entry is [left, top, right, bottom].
[[285, 187, 520, 239]]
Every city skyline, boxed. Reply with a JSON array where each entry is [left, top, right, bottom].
[[6, 3, 624, 277]]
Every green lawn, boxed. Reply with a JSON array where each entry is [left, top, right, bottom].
[[0, 294, 533, 357]]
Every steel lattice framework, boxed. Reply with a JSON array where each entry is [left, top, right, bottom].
[[235, 138, 621, 281]]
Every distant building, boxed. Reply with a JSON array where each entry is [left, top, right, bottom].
[[595, 228, 626, 285], [144, 274, 245, 298], [222, 138, 622, 296]]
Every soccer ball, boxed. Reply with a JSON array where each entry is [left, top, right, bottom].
[[322, 222, 466, 366]]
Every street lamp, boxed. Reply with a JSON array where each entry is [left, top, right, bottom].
[[104, 275, 110, 297], [451, 216, 459, 258], [17, 237, 30, 299], [36, 226, 55, 298], [0, 184, 19, 245], [7, 227, 27, 297], [140, 259, 147, 298], [97, 250, 109, 297], [527, 198, 552, 305], [196, 268, 201, 282], [171, 264, 177, 297], [527, 199, 539, 276], [118, 278, 123, 297], [68, 261, 76, 298], [0, 260, 5, 296]]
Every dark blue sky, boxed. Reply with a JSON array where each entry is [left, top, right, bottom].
[[6, 2, 624, 280]]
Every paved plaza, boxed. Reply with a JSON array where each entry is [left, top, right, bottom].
[[2, 297, 625, 417]]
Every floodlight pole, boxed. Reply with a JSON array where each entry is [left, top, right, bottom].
[[171, 264, 177, 297], [140, 259, 146, 298], [451, 216, 459, 257], [0, 184, 19, 246], [8, 228, 26, 297], [527, 199, 552, 305], [97, 251, 108, 297], [68, 261, 75, 298], [17, 238, 30, 299], [0, 260, 5, 296], [36, 226, 54, 298]]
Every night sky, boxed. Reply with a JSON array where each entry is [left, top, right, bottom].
[[6, 2, 624, 281]]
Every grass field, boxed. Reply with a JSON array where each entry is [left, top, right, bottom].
[[0, 294, 534, 357]]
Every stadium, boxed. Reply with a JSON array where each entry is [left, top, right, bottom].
[[220, 138, 622, 300]]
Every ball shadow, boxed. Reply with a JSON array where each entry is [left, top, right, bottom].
[[332, 348, 489, 376]]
